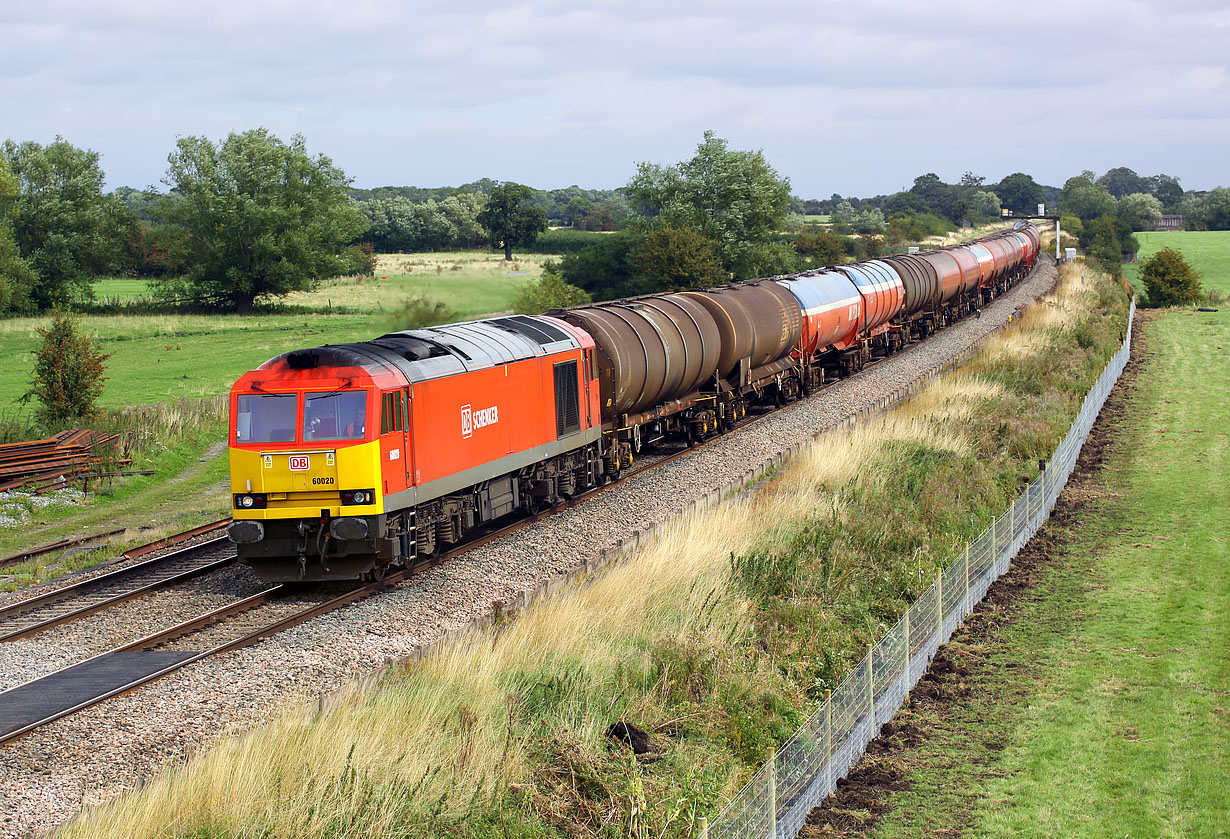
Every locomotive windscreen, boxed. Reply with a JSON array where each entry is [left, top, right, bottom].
[[236, 394, 297, 443]]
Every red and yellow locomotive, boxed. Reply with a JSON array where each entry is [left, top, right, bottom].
[[227, 316, 601, 581]]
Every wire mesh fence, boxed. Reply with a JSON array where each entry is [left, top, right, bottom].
[[704, 299, 1136, 839]]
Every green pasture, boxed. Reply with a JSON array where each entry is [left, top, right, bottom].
[[280, 251, 549, 315], [93, 277, 155, 302], [1128, 230, 1230, 296], [870, 292, 1228, 833], [0, 313, 383, 409], [1, 252, 536, 410]]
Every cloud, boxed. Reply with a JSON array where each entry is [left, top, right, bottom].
[[1, 0, 1226, 194]]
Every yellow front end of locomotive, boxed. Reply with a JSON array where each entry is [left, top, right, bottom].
[[229, 439, 383, 519]]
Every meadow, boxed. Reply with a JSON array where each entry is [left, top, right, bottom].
[[1128, 229, 1230, 295], [867, 243, 1227, 837], [59, 262, 1133, 838], [0, 252, 542, 410]]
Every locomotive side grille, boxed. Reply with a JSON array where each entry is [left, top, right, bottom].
[[554, 360, 580, 437]]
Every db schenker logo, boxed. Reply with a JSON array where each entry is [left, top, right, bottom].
[[461, 404, 499, 439]]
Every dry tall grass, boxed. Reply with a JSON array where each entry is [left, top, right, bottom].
[[67, 499, 765, 836]]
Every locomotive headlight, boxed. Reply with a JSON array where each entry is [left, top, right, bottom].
[[233, 493, 267, 509], [352, 490, 367, 504], [240, 495, 254, 508]]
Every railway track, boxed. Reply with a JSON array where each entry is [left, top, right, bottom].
[[1, 540, 475, 743], [0, 538, 236, 642]]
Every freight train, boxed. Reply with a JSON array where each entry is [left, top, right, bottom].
[[226, 223, 1041, 582]]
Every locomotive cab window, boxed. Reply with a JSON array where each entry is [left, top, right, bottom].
[[304, 391, 368, 442], [236, 393, 297, 443], [380, 391, 406, 434]]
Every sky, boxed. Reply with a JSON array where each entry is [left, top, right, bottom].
[[3, 0, 1227, 198]]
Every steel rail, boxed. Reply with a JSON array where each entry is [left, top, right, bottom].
[[0, 569, 422, 744], [0, 539, 234, 639], [0, 529, 128, 570], [122, 518, 232, 559]]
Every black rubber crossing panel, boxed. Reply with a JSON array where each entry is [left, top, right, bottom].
[[0, 651, 197, 739]]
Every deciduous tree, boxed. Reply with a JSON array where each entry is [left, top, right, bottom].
[[994, 173, 1046, 215], [1096, 166, 1148, 198], [0, 157, 36, 313], [477, 182, 548, 260], [1117, 192, 1163, 231], [625, 131, 790, 278], [1, 138, 129, 309], [1060, 174, 1117, 222], [155, 129, 366, 312], [1146, 174, 1184, 210]]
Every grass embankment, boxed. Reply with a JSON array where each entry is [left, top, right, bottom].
[[856, 235, 1230, 839], [61, 262, 1130, 838]]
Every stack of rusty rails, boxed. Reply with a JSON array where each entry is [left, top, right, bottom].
[[0, 429, 148, 494]]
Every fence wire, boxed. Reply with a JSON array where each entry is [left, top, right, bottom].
[[707, 300, 1136, 839]]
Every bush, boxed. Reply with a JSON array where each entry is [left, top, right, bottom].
[[1139, 247, 1202, 307], [635, 226, 726, 291], [389, 295, 456, 329], [888, 212, 953, 243], [512, 269, 591, 314], [794, 229, 847, 265], [22, 310, 110, 428], [559, 234, 642, 301]]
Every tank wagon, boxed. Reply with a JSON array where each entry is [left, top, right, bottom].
[[227, 224, 1039, 582]]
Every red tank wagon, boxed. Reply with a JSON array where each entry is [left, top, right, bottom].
[[227, 315, 602, 581]]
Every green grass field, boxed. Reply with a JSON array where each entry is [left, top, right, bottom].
[[0, 252, 538, 410], [1128, 230, 1230, 296], [866, 240, 1229, 838]]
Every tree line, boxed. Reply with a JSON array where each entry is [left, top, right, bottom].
[[3, 127, 1228, 315]]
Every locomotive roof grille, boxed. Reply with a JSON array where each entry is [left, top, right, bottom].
[[369, 334, 455, 362], [489, 316, 570, 345]]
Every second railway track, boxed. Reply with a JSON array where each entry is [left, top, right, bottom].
[[0, 538, 237, 642]]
